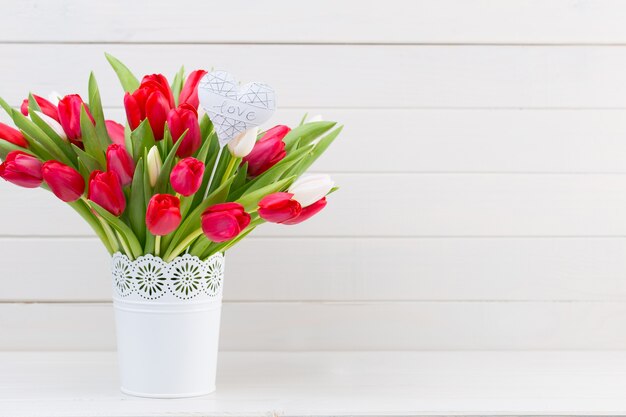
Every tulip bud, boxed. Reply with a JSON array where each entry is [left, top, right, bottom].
[[178, 69, 208, 109], [201, 202, 251, 242], [283, 197, 327, 225], [57, 94, 94, 145], [242, 125, 290, 177], [21, 94, 60, 122], [105, 120, 126, 147], [167, 104, 201, 158], [0, 151, 42, 188], [258, 192, 302, 224], [288, 174, 334, 207], [33, 111, 67, 141], [0, 122, 28, 148], [146, 194, 182, 236], [88, 170, 126, 216], [147, 146, 162, 187], [227, 126, 258, 158], [106, 144, 135, 186], [41, 161, 84, 202], [170, 157, 205, 196]]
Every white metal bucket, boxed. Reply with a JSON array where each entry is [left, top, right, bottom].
[[110, 252, 225, 398]]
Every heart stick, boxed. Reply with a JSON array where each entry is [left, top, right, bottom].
[[198, 71, 276, 198]]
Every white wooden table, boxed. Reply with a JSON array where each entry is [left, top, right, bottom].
[[2, 351, 626, 416]]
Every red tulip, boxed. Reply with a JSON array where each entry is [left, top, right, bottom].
[[105, 120, 126, 147], [0, 122, 28, 148], [88, 170, 126, 216], [178, 70, 207, 109], [242, 125, 290, 177], [258, 192, 302, 224], [167, 104, 201, 157], [145, 91, 170, 141], [141, 74, 175, 108], [124, 74, 175, 141], [20, 94, 60, 122], [146, 194, 182, 236], [106, 144, 134, 186], [123, 88, 148, 130], [201, 202, 251, 242], [283, 197, 327, 225], [170, 157, 205, 196], [0, 151, 42, 188], [41, 161, 85, 202], [57, 94, 94, 146]]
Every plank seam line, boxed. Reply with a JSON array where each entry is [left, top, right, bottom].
[[4, 235, 626, 239], [2, 300, 626, 305], [7, 41, 626, 47]]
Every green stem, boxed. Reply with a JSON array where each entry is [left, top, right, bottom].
[[116, 230, 133, 259], [220, 156, 237, 185], [164, 227, 204, 262], [68, 199, 114, 254], [155, 235, 161, 257], [98, 217, 120, 254]]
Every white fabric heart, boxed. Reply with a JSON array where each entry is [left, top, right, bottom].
[[198, 71, 276, 146]]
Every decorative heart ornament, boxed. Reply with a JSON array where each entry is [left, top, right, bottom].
[[198, 71, 276, 146]]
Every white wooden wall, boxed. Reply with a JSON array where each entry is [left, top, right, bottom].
[[3, 0, 626, 350]]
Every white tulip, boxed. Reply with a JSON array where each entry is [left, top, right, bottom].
[[288, 174, 334, 207], [33, 111, 67, 141], [308, 114, 323, 123], [147, 146, 162, 187], [227, 126, 258, 158]]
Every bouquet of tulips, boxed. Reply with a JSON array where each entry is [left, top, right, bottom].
[[0, 55, 341, 262]]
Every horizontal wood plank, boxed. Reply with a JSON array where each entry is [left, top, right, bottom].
[[90, 108, 626, 174], [2, 45, 626, 108], [4, 237, 626, 302], [4, 351, 626, 416], [5, 0, 626, 44], [2, 301, 626, 350], [3, 174, 626, 237]]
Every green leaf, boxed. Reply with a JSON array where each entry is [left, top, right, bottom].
[[196, 218, 263, 258], [0, 140, 29, 160], [154, 132, 184, 194], [124, 124, 133, 158], [88, 72, 112, 150], [162, 177, 234, 260], [105, 53, 140, 93], [171, 66, 185, 105], [283, 121, 337, 151], [68, 199, 114, 255], [130, 119, 155, 163], [231, 161, 248, 192], [20, 131, 54, 161], [80, 106, 106, 167], [236, 176, 294, 212], [286, 126, 343, 177], [128, 159, 146, 245], [0, 96, 13, 116], [9, 108, 69, 163], [142, 150, 156, 253], [89, 201, 143, 258], [298, 112, 309, 126], [229, 143, 312, 200], [27, 94, 41, 112], [28, 105, 77, 167]]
